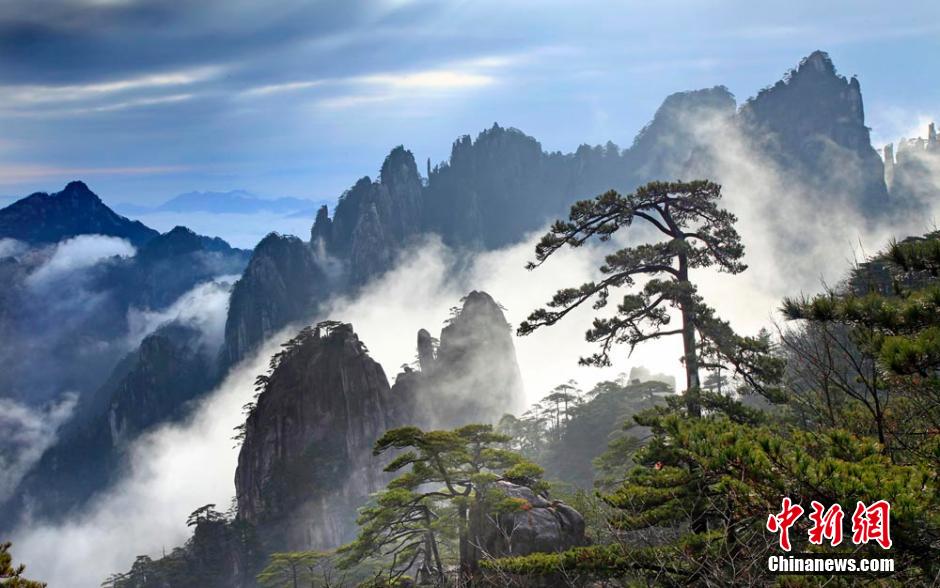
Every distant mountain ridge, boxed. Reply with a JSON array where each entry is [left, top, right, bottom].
[[115, 190, 328, 216]]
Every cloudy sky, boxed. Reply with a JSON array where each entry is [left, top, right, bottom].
[[0, 0, 937, 206]]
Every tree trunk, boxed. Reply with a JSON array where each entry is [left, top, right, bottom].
[[458, 502, 471, 586], [678, 252, 702, 418]]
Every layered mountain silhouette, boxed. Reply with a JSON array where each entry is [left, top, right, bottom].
[[115, 190, 324, 216], [0, 50, 919, 542], [224, 50, 897, 367], [0, 184, 250, 528]]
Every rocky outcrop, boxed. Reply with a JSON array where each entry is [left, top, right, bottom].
[[738, 50, 889, 212], [392, 291, 525, 428], [473, 481, 587, 558], [234, 323, 397, 550], [221, 233, 327, 367], [626, 86, 736, 183], [6, 321, 220, 525], [0, 181, 159, 246], [884, 122, 940, 209], [315, 147, 424, 286], [107, 323, 216, 446]]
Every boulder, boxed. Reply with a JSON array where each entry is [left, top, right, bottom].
[[474, 481, 587, 559]]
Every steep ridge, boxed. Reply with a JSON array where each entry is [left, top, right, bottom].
[[111, 293, 528, 585], [0, 180, 159, 246], [738, 50, 888, 212], [7, 322, 219, 523], [393, 291, 526, 428], [221, 51, 896, 369], [221, 233, 328, 368], [234, 322, 398, 551]]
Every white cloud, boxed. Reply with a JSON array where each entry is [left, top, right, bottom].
[[321, 235, 686, 407], [0, 393, 78, 503], [26, 235, 136, 288], [355, 70, 494, 90], [0, 67, 222, 107], [125, 275, 239, 350], [11, 331, 291, 588], [0, 238, 28, 258], [239, 80, 325, 98]]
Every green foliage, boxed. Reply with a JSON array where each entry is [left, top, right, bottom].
[[341, 424, 544, 585], [104, 507, 263, 588], [498, 378, 669, 488], [0, 542, 45, 588], [493, 232, 940, 585], [781, 233, 940, 465], [490, 413, 938, 584], [257, 551, 337, 588]]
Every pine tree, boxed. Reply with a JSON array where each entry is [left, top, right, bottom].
[[518, 180, 774, 417], [0, 542, 45, 588], [257, 551, 333, 588], [340, 424, 545, 586]]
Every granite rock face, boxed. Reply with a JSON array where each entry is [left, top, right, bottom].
[[234, 323, 397, 550], [314, 147, 424, 286], [392, 290, 525, 428], [473, 481, 587, 558], [738, 50, 888, 212], [221, 233, 327, 367]]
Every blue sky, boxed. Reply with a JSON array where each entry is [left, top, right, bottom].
[[0, 0, 937, 206]]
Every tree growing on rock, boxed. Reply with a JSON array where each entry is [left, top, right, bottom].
[[339, 424, 546, 586]]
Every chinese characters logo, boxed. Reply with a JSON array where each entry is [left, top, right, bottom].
[[767, 499, 891, 551]]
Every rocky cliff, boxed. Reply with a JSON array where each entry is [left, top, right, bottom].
[[883, 121, 939, 210], [6, 321, 220, 524], [220, 52, 898, 388], [221, 233, 328, 367], [393, 290, 525, 428], [312, 146, 424, 286], [738, 50, 888, 212], [102, 225, 249, 310], [234, 322, 398, 550]]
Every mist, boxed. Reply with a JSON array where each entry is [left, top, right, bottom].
[[125, 274, 241, 351], [0, 237, 26, 258], [0, 392, 77, 503], [125, 210, 323, 249], [26, 234, 136, 289], [9, 110, 938, 587], [10, 329, 295, 588]]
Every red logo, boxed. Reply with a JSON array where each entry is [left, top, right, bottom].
[[768, 499, 892, 550], [808, 501, 844, 546], [766, 497, 804, 551], [851, 500, 892, 549]]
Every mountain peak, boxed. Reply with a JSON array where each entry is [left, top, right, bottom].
[[0, 181, 159, 246], [797, 50, 836, 77], [379, 146, 420, 186], [62, 180, 97, 198]]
